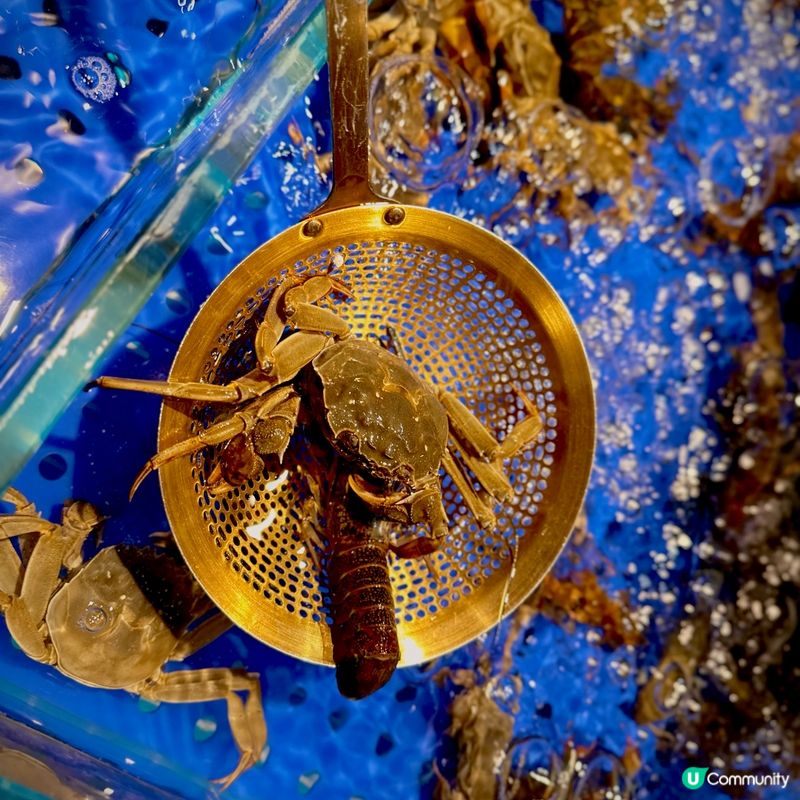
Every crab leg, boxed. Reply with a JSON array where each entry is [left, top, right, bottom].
[[284, 276, 352, 332], [0, 504, 26, 594], [439, 387, 544, 502], [205, 392, 301, 495], [438, 387, 544, 462], [1, 489, 40, 571], [0, 592, 53, 663], [92, 273, 352, 436], [390, 487, 450, 560], [0, 515, 60, 605], [0, 515, 58, 541], [438, 389, 499, 458], [129, 416, 247, 498], [0, 541, 20, 597], [94, 327, 332, 408], [141, 668, 266, 791], [0, 501, 99, 663], [261, 331, 330, 383], [441, 449, 497, 531], [494, 390, 545, 460], [129, 386, 299, 498], [255, 274, 351, 369], [2, 488, 37, 515], [170, 612, 233, 661], [452, 445, 513, 501], [89, 367, 269, 404]]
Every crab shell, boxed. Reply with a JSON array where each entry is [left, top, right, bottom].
[[309, 339, 449, 489], [45, 547, 200, 689]]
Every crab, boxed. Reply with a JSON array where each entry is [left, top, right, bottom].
[[0, 489, 267, 790], [92, 272, 544, 562]]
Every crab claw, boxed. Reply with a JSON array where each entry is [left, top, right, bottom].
[[347, 474, 406, 511]]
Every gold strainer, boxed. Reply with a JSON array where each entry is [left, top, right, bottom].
[[157, 0, 595, 667]]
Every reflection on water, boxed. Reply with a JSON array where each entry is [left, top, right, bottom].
[[370, 53, 483, 193]]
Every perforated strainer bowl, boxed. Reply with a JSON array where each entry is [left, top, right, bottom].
[[157, 0, 595, 667]]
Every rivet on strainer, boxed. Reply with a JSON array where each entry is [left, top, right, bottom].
[[90, 0, 595, 699]]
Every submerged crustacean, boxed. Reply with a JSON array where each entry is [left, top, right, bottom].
[[92, 272, 543, 698], [0, 489, 266, 790], [433, 658, 516, 800]]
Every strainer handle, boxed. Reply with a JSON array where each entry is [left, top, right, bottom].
[[314, 0, 383, 212]]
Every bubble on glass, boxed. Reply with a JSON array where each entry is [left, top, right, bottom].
[[71, 55, 118, 103], [698, 138, 774, 227], [573, 749, 633, 800], [639, 172, 692, 244], [761, 207, 800, 271], [490, 99, 594, 195], [79, 602, 109, 633], [499, 734, 563, 800], [370, 54, 483, 192]]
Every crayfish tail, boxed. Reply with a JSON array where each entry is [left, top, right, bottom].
[[328, 523, 400, 699], [336, 650, 399, 700]]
